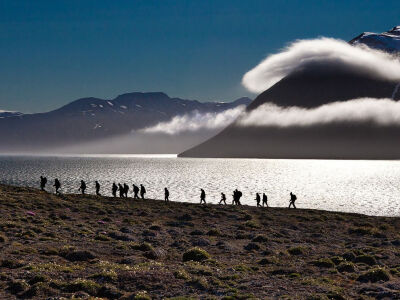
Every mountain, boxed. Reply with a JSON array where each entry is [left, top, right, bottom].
[[350, 26, 400, 53], [0, 92, 251, 152], [179, 68, 400, 159], [0, 111, 23, 118], [179, 27, 400, 159], [247, 67, 399, 110]]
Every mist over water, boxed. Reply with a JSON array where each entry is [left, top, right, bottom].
[[0, 155, 399, 217]]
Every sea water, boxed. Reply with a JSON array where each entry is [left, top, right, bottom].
[[0, 154, 399, 216]]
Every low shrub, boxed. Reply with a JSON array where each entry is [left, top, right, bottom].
[[183, 247, 210, 262], [8, 279, 29, 294], [131, 242, 154, 252], [342, 251, 356, 262], [354, 254, 377, 266], [312, 258, 335, 268], [134, 292, 151, 300], [288, 247, 304, 255], [244, 242, 260, 251], [337, 262, 356, 273], [61, 250, 96, 262], [357, 268, 390, 283], [0, 233, 7, 243], [1, 259, 25, 269], [348, 227, 372, 236], [207, 229, 220, 236], [63, 279, 101, 295], [258, 258, 272, 265], [252, 235, 268, 243]]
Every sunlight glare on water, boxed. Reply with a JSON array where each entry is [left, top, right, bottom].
[[0, 155, 399, 216]]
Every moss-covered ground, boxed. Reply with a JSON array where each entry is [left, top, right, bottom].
[[1, 184, 400, 299]]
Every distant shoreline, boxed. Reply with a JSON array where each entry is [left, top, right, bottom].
[[0, 153, 178, 158]]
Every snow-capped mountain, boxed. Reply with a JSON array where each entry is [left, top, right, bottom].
[[0, 92, 251, 152], [350, 26, 400, 53]]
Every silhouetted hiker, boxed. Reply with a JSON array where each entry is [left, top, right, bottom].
[[133, 184, 139, 199], [78, 180, 86, 195], [255, 193, 261, 207], [140, 184, 146, 199], [262, 193, 268, 207], [232, 189, 242, 205], [200, 189, 206, 204], [95, 181, 101, 196], [112, 182, 118, 197], [289, 192, 297, 209], [40, 176, 47, 191], [118, 184, 124, 198], [237, 190, 242, 205], [219, 192, 227, 205], [123, 183, 129, 198], [164, 187, 169, 202], [54, 178, 61, 195]]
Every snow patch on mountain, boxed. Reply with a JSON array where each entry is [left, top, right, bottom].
[[350, 26, 400, 53], [0, 110, 23, 118]]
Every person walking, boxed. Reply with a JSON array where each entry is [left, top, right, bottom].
[[255, 193, 261, 207], [133, 184, 140, 199], [95, 181, 101, 196], [78, 180, 86, 195], [123, 183, 129, 198], [164, 187, 169, 202], [54, 178, 61, 195], [40, 176, 47, 191], [118, 184, 124, 198], [200, 189, 206, 204], [289, 192, 297, 209], [262, 193, 268, 207], [219, 192, 227, 205], [140, 184, 146, 199], [112, 182, 118, 197], [232, 189, 237, 205], [232, 189, 243, 205]]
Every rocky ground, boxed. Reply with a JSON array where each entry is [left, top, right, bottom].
[[0, 184, 400, 299]]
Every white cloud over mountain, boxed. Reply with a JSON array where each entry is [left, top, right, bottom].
[[242, 38, 400, 93], [237, 98, 400, 127], [139, 106, 245, 135]]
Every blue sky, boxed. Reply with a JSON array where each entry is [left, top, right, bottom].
[[1, 0, 399, 112]]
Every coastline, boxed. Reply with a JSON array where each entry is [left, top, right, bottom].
[[1, 184, 399, 299]]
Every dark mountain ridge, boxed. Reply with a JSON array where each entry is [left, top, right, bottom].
[[0, 92, 251, 152]]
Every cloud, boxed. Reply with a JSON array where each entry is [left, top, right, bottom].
[[139, 106, 246, 135], [237, 98, 400, 128], [242, 38, 400, 93]]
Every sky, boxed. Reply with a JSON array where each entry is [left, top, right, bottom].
[[0, 0, 400, 113]]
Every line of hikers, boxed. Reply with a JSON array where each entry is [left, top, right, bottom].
[[201, 188, 297, 208], [40, 176, 297, 208], [40, 176, 163, 202]]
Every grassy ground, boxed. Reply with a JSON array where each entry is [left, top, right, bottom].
[[0, 184, 400, 299]]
